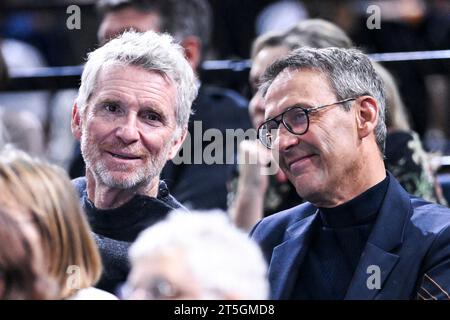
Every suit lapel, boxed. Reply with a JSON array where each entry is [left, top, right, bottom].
[[345, 242, 399, 299], [269, 210, 319, 299], [345, 173, 412, 299]]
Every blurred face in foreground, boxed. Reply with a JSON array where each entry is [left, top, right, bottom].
[[125, 249, 204, 300]]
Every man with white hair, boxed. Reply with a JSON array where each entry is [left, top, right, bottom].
[[123, 210, 269, 300], [71, 30, 198, 293], [92, 0, 252, 211]]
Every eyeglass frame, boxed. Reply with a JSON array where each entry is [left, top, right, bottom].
[[117, 276, 183, 300], [257, 97, 357, 149]]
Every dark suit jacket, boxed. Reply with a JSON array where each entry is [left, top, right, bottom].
[[251, 173, 450, 300]]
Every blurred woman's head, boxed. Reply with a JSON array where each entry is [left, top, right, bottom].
[[284, 18, 353, 49], [249, 32, 291, 129], [0, 207, 56, 299], [249, 19, 354, 129], [372, 61, 411, 132], [0, 148, 102, 298]]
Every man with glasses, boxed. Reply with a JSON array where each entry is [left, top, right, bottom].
[[251, 47, 450, 300]]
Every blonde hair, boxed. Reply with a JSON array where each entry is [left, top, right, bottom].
[[0, 148, 102, 299]]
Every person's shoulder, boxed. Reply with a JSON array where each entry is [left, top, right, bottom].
[[69, 287, 118, 300], [71, 176, 86, 198], [199, 85, 248, 109], [410, 196, 450, 234], [409, 198, 450, 293]]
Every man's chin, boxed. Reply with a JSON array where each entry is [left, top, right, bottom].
[[97, 171, 148, 190], [293, 175, 322, 199]]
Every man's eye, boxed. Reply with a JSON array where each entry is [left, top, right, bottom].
[[104, 104, 120, 113], [143, 112, 162, 123]]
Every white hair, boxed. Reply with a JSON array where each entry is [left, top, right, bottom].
[[76, 30, 198, 129], [129, 210, 269, 300]]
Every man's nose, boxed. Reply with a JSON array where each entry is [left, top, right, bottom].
[[277, 125, 300, 152], [115, 114, 139, 144]]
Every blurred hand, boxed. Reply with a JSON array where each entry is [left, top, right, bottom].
[[237, 139, 271, 194]]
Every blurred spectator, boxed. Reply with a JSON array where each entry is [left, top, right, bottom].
[[284, 18, 353, 49], [228, 32, 299, 231], [0, 207, 57, 300], [0, 48, 7, 89], [0, 38, 50, 126], [256, 0, 308, 35], [86, 0, 252, 211], [374, 61, 447, 205], [0, 48, 45, 157], [0, 51, 8, 147], [0, 109, 45, 157], [0, 148, 116, 299], [47, 89, 79, 170], [123, 210, 269, 300], [353, 0, 450, 148]]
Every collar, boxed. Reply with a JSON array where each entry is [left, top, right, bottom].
[[318, 175, 389, 228]]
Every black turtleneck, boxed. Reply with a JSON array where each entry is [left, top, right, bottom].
[[291, 176, 389, 299], [72, 177, 185, 294]]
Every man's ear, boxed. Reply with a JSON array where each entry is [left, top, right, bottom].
[[180, 36, 201, 71], [355, 96, 379, 139], [71, 102, 82, 141], [168, 126, 188, 160]]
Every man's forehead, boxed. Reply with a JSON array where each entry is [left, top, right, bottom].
[[268, 68, 324, 90], [89, 64, 176, 108], [264, 69, 306, 103], [264, 68, 332, 116]]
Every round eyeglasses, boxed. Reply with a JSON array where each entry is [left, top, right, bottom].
[[117, 277, 182, 300], [257, 98, 357, 149]]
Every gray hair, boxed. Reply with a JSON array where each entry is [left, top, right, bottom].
[[251, 19, 353, 61], [129, 210, 269, 299], [250, 31, 291, 60], [372, 61, 411, 132], [76, 30, 198, 129], [97, 0, 212, 57], [284, 18, 353, 49], [261, 47, 387, 154]]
